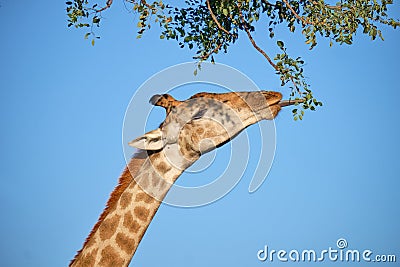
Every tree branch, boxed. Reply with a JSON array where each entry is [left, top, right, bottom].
[[281, 0, 344, 28], [311, 1, 345, 10], [206, 0, 231, 35], [237, 1, 303, 94], [289, 75, 301, 94], [326, 5, 342, 10], [195, 43, 223, 60], [140, 0, 153, 9], [314, 1, 343, 10], [237, 2, 278, 71], [281, 0, 309, 25], [95, 0, 113, 12]]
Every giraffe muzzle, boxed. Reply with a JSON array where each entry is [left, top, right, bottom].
[[278, 99, 304, 107]]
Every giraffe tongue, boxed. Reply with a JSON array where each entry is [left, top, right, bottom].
[[278, 99, 304, 107]]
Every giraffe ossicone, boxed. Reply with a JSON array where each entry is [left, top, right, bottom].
[[70, 90, 300, 267]]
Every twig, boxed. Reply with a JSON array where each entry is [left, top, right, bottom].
[[195, 43, 223, 60], [282, 0, 330, 27], [237, 1, 303, 93], [206, 0, 231, 35], [95, 0, 113, 12], [281, 0, 309, 25], [312, 1, 344, 10], [140, 0, 153, 9], [326, 5, 342, 10], [237, 2, 278, 71], [279, 0, 345, 27], [289, 75, 301, 94]]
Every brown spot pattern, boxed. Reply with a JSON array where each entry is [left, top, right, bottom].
[[135, 192, 154, 204], [191, 133, 200, 144], [123, 212, 141, 233], [134, 206, 150, 222], [119, 192, 133, 209], [99, 245, 124, 266], [196, 127, 204, 135], [99, 215, 121, 241], [189, 151, 198, 159], [152, 176, 160, 187], [205, 130, 216, 137], [185, 143, 191, 152], [150, 153, 161, 163], [157, 162, 171, 173], [116, 233, 135, 255], [74, 248, 98, 267]]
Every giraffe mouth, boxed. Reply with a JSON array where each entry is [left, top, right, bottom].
[[278, 99, 304, 107]]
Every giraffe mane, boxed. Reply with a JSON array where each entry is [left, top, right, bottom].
[[69, 150, 150, 266]]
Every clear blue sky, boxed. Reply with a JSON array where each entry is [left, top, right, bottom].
[[0, 1, 399, 266]]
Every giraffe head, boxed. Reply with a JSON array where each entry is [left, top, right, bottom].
[[71, 90, 302, 267], [128, 91, 298, 169]]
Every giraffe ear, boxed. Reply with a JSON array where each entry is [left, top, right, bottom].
[[128, 128, 164, 150]]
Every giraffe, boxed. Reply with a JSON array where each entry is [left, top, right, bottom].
[[70, 90, 301, 267]]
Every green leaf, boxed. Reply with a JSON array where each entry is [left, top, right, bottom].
[[269, 31, 274, 38], [344, 38, 352, 45], [65, 0, 395, 120], [277, 40, 284, 49]]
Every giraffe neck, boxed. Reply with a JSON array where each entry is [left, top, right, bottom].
[[70, 149, 193, 267]]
